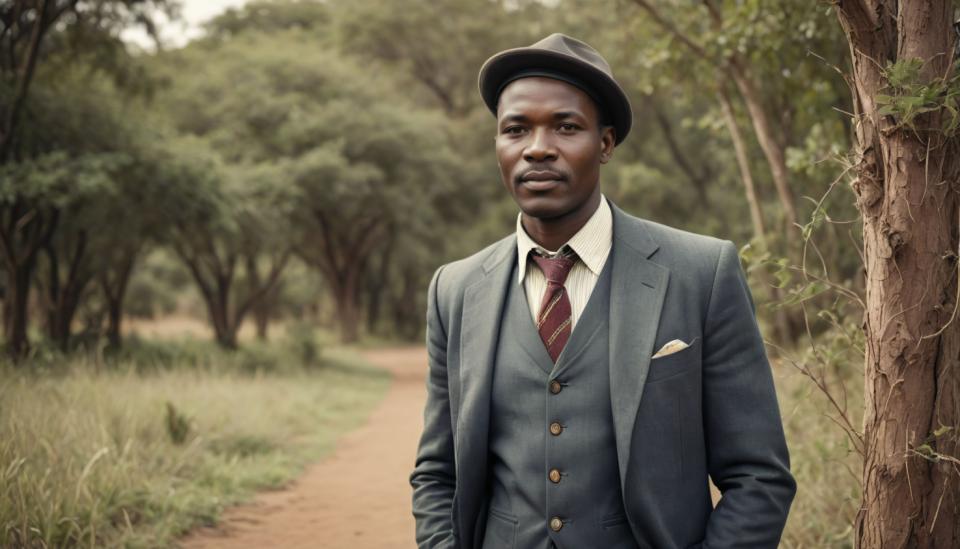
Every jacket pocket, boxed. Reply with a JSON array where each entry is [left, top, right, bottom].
[[482, 507, 517, 549], [646, 337, 701, 383], [600, 512, 629, 530]]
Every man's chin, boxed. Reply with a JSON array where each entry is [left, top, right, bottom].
[[514, 195, 571, 221]]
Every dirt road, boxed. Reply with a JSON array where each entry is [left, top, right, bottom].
[[179, 347, 428, 549]]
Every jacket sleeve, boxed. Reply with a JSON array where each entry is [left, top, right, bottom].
[[410, 265, 459, 548], [701, 241, 796, 548]]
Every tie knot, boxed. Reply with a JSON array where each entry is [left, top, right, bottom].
[[531, 251, 576, 285]]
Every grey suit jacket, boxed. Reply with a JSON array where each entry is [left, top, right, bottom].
[[410, 201, 796, 548]]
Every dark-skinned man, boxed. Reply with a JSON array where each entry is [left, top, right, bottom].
[[410, 33, 796, 549]]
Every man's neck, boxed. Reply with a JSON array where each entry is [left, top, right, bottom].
[[520, 192, 602, 252]]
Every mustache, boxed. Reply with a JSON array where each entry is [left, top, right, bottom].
[[515, 165, 569, 183]]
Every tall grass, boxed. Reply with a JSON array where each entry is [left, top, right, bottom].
[[777, 334, 864, 548], [0, 340, 390, 548]]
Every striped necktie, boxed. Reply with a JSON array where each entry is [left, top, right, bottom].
[[530, 250, 576, 362]]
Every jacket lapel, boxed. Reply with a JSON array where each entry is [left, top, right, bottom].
[[607, 204, 670, 490], [456, 236, 515, 542]]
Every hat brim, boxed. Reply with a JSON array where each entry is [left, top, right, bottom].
[[479, 47, 632, 145]]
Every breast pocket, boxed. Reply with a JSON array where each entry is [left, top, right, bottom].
[[646, 337, 701, 383]]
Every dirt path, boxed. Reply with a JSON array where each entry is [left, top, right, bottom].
[[179, 347, 427, 549]]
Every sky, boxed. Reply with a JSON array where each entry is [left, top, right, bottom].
[[121, 0, 249, 50]]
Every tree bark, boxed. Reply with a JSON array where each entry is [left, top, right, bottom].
[[0, 202, 59, 359], [99, 245, 138, 348], [42, 230, 91, 351], [253, 299, 270, 340], [3, 256, 34, 358], [835, 1, 960, 546], [717, 87, 767, 240], [245, 253, 285, 341]]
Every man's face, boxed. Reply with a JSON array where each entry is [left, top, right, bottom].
[[495, 76, 615, 221]]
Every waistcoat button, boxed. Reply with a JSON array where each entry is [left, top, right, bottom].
[[549, 422, 563, 436], [550, 516, 564, 531], [549, 380, 562, 394], [549, 468, 562, 483]]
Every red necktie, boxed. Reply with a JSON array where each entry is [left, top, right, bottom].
[[530, 252, 576, 362]]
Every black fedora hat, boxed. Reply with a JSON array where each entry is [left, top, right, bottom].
[[478, 33, 633, 145]]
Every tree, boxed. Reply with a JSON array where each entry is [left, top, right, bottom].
[[833, 1, 960, 545], [330, 0, 541, 117], [157, 28, 464, 343], [0, 0, 175, 357], [0, 0, 175, 162], [162, 140, 291, 349]]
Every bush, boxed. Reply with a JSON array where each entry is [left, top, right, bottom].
[[283, 321, 325, 368]]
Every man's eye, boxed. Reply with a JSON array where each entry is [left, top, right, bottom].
[[503, 126, 525, 135], [559, 123, 579, 132]]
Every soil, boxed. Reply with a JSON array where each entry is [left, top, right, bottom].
[[178, 346, 428, 549]]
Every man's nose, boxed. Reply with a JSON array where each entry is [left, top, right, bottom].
[[523, 127, 558, 162]]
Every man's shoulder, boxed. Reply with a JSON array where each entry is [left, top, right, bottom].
[[615, 207, 732, 266], [636, 216, 729, 252]]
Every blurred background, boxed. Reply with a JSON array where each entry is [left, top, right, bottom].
[[2, 0, 865, 547]]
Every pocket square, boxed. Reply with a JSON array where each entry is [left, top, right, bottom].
[[652, 339, 691, 359]]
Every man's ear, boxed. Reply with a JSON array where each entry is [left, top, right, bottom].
[[599, 126, 616, 164]]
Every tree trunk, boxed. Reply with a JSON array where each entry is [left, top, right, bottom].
[[717, 85, 795, 343], [726, 59, 799, 240], [717, 87, 766, 241], [99, 247, 138, 349], [334, 280, 360, 343], [42, 232, 90, 351], [105, 295, 123, 348], [206, 293, 238, 350], [365, 241, 393, 336], [3, 259, 34, 358], [0, 204, 58, 360], [298, 211, 383, 343], [253, 300, 270, 341], [835, 1, 960, 546]]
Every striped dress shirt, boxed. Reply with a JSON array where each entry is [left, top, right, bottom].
[[516, 195, 613, 329]]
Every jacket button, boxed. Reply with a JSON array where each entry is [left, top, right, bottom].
[[549, 422, 563, 436], [549, 468, 562, 483], [549, 380, 562, 394], [550, 516, 563, 531]]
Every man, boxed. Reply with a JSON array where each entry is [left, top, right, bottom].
[[410, 33, 795, 549]]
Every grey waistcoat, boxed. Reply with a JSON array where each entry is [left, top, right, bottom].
[[481, 256, 637, 549]]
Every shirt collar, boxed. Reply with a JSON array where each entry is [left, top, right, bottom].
[[516, 195, 613, 283]]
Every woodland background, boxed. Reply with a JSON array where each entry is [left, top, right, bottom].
[[2, 0, 955, 547]]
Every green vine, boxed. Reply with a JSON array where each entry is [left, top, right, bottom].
[[875, 58, 960, 135]]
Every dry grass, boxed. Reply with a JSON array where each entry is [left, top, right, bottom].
[[0, 344, 390, 548], [776, 356, 863, 548]]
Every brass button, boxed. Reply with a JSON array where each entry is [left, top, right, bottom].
[[549, 380, 562, 394], [550, 516, 563, 531], [549, 468, 562, 483], [549, 422, 563, 436]]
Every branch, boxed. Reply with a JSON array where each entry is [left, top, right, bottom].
[[648, 94, 711, 199], [0, 0, 54, 160], [233, 250, 291, 326], [701, 0, 722, 26], [631, 0, 710, 60]]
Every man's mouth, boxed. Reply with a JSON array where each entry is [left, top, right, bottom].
[[521, 170, 563, 182], [519, 170, 564, 191]]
